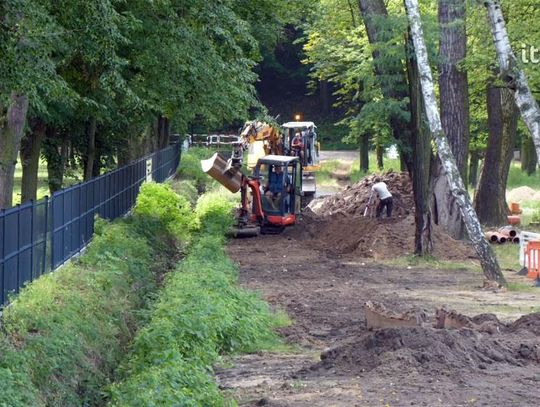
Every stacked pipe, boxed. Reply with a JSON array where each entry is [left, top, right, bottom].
[[485, 226, 520, 244]]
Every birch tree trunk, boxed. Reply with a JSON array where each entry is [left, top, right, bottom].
[[406, 31, 433, 255], [404, 0, 506, 285], [0, 92, 29, 209], [484, 0, 540, 162]]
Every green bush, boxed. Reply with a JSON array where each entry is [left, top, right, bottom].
[[178, 147, 218, 192], [195, 189, 236, 236], [134, 182, 198, 244], [170, 179, 199, 206], [109, 196, 282, 406]]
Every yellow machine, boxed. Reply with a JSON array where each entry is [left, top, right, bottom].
[[200, 119, 320, 236], [234, 120, 283, 169]]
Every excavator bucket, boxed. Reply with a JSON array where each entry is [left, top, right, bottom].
[[201, 152, 243, 193]]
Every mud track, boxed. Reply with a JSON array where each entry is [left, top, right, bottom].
[[217, 228, 540, 406]]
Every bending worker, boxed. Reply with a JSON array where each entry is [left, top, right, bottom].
[[372, 177, 393, 218]]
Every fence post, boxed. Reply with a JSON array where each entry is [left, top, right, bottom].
[[30, 200, 34, 283], [43, 196, 49, 276], [16, 204, 20, 293], [50, 194, 55, 271], [1, 207, 5, 305]]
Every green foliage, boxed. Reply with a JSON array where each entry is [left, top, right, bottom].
[[0, 220, 157, 406], [134, 182, 197, 244], [195, 190, 236, 236], [177, 147, 218, 192], [0, 180, 204, 406], [109, 196, 282, 406], [170, 179, 199, 207]]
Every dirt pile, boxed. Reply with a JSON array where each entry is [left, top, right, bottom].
[[313, 312, 540, 376], [309, 171, 413, 218], [296, 172, 474, 259]]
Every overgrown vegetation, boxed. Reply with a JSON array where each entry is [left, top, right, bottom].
[[0, 174, 282, 405], [177, 147, 219, 193], [108, 183, 284, 406], [0, 184, 181, 405]]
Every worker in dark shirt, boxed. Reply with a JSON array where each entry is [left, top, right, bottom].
[[264, 165, 290, 210]]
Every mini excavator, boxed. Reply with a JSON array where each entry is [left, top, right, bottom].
[[201, 120, 316, 236]]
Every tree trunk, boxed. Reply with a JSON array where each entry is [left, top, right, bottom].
[[375, 144, 384, 170], [407, 31, 433, 255], [404, 0, 505, 285], [43, 128, 65, 194], [358, 0, 413, 170], [360, 133, 369, 172], [0, 92, 29, 209], [484, 0, 540, 162], [84, 117, 97, 181], [521, 135, 537, 175], [439, 0, 469, 178], [20, 118, 46, 203], [469, 150, 480, 186], [160, 117, 170, 149], [320, 80, 331, 116], [475, 84, 518, 225], [430, 0, 469, 240]]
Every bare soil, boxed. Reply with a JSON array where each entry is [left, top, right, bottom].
[[217, 229, 540, 406], [216, 170, 540, 407], [216, 168, 540, 406]]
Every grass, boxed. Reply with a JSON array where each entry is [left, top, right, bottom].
[[12, 158, 82, 205], [0, 185, 182, 406], [506, 162, 540, 190], [492, 244, 521, 271], [351, 155, 401, 183]]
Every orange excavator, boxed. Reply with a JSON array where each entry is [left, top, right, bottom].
[[201, 120, 303, 236]]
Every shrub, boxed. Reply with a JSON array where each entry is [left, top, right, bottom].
[[177, 147, 218, 192], [134, 182, 198, 244], [109, 192, 282, 406], [195, 189, 236, 236], [170, 179, 199, 206]]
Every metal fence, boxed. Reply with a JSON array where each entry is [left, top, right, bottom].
[[0, 142, 181, 305]]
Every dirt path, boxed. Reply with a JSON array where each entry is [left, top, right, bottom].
[[217, 227, 540, 406]]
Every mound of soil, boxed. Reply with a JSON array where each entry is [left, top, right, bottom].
[[313, 312, 540, 376], [309, 171, 413, 218], [297, 172, 474, 260], [507, 186, 539, 203]]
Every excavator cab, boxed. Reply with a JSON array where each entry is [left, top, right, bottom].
[[254, 155, 301, 227]]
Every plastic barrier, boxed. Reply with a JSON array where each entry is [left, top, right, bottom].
[[525, 241, 540, 279]]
